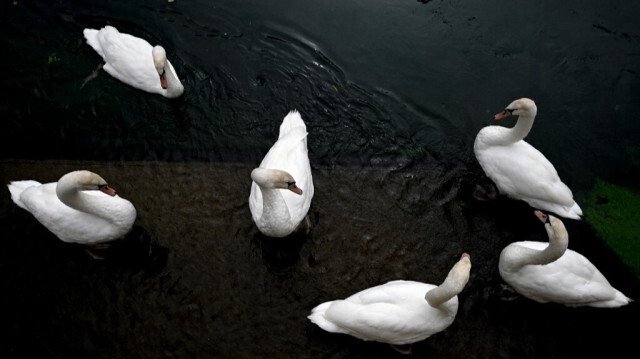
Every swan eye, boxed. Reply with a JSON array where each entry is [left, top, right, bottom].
[[506, 108, 515, 114], [286, 181, 296, 187], [159, 69, 166, 78]]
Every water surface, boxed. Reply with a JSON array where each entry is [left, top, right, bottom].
[[1, 1, 639, 358]]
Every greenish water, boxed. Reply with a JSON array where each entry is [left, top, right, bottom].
[[586, 179, 640, 277]]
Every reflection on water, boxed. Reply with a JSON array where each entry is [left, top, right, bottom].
[[1, 0, 640, 358]]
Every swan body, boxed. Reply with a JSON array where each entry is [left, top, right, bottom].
[[83, 25, 184, 98], [499, 211, 631, 307], [7, 170, 136, 245], [249, 110, 314, 237], [309, 254, 471, 349], [474, 98, 582, 219]]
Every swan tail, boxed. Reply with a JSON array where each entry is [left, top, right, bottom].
[[83, 28, 105, 58], [308, 301, 344, 333], [612, 291, 633, 306], [535, 201, 583, 220], [568, 202, 583, 219], [554, 202, 583, 220], [279, 110, 307, 139], [7, 180, 41, 210], [589, 290, 632, 308]]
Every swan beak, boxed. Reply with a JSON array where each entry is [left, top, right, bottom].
[[99, 184, 117, 197], [159, 72, 168, 89], [494, 109, 512, 120], [288, 183, 303, 195], [534, 210, 548, 223]]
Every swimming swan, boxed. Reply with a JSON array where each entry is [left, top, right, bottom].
[[474, 98, 582, 219], [8, 170, 136, 245], [308, 253, 471, 353], [249, 110, 314, 237], [83, 25, 184, 98], [499, 210, 631, 307]]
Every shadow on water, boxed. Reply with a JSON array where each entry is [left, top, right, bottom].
[[82, 225, 170, 277], [251, 231, 307, 273]]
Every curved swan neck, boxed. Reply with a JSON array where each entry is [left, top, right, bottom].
[[163, 63, 184, 97], [425, 256, 471, 307], [540, 218, 569, 263], [153, 46, 183, 98], [508, 219, 569, 268], [56, 171, 112, 219], [259, 187, 290, 218], [252, 168, 294, 224], [505, 112, 535, 143]]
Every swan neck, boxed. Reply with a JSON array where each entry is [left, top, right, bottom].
[[506, 113, 535, 143], [56, 180, 110, 219], [163, 63, 184, 97], [425, 285, 456, 308], [258, 187, 291, 222], [510, 231, 568, 268], [425, 260, 470, 307]]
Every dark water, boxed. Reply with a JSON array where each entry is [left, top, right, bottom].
[[1, 1, 639, 358]]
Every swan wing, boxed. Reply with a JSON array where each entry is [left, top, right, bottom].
[[85, 26, 162, 94], [18, 183, 127, 244], [479, 140, 575, 207]]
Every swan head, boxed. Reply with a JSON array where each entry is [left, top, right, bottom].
[[251, 168, 303, 195], [453, 252, 471, 281], [494, 98, 537, 120], [534, 210, 568, 245], [58, 170, 117, 197], [447, 253, 472, 289], [152, 46, 168, 89]]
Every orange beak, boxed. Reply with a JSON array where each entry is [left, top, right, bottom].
[[160, 72, 168, 89], [99, 185, 117, 197], [494, 109, 512, 121]]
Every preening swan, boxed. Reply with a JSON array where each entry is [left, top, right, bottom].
[[249, 110, 314, 238], [7, 170, 137, 246], [83, 25, 184, 98], [474, 98, 582, 219], [499, 210, 631, 307], [308, 253, 472, 354]]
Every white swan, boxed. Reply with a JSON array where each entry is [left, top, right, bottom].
[[83, 25, 184, 98], [7, 170, 137, 245], [474, 98, 582, 219], [308, 253, 471, 353], [499, 210, 631, 307], [249, 110, 314, 237]]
